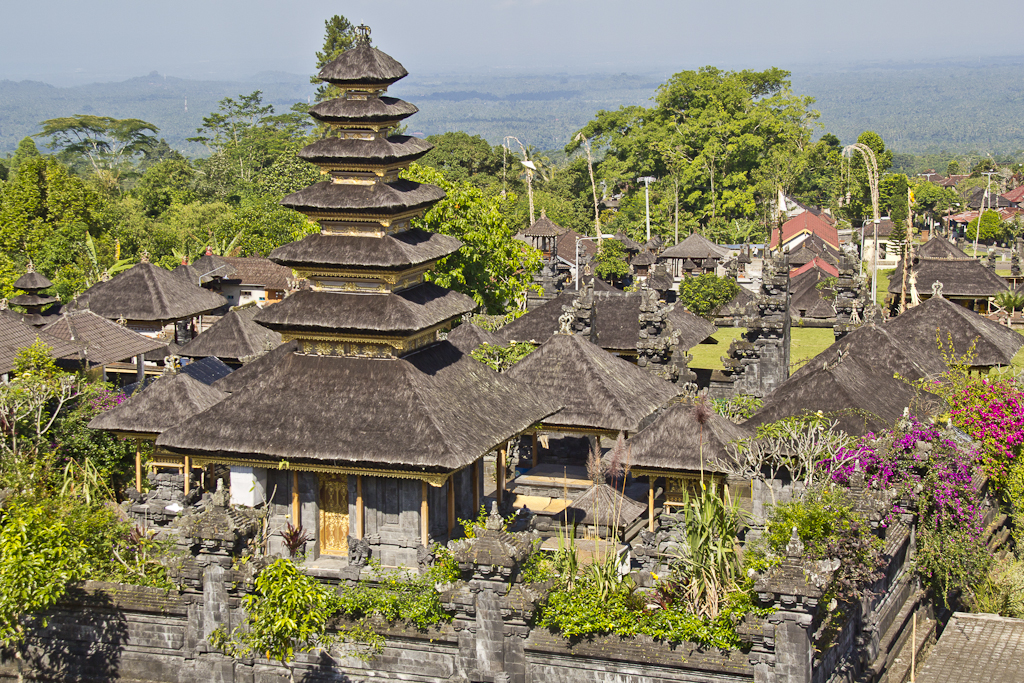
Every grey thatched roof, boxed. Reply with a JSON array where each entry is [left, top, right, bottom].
[[746, 352, 943, 436], [522, 214, 564, 238], [499, 291, 575, 344], [281, 179, 445, 215], [447, 322, 505, 354], [189, 255, 292, 289], [212, 340, 299, 394], [614, 232, 642, 251], [253, 284, 475, 334], [716, 287, 754, 318], [308, 96, 418, 124], [628, 400, 751, 473], [0, 315, 83, 374], [123, 356, 232, 395], [172, 263, 203, 287], [9, 293, 58, 307], [661, 233, 729, 260], [41, 311, 166, 366], [268, 229, 461, 270], [804, 299, 837, 319], [918, 238, 968, 259], [14, 270, 53, 291], [178, 307, 281, 363], [89, 372, 227, 437], [790, 265, 833, 314], [884, 295, 1024, 367], [665, 305, 718, 351], [506, 332, 681, 433], [888, 256, 1006, 298], [592, 292, 642, 351], [568, 483, 645, 528], [189, 254, 236, 282], [631, 250, 656, 267], [71, 262, 228, 323], [317, 44, 408, 85], [156, 341, 561, 471], [298, 135, 433, 166]]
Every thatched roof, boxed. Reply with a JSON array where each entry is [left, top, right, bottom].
[[665, 305, 718, 350], [631, 250, 656, 267], [281, 179, 445, 215], [568, 483, 646, 528], [614, 232, 642, 251], [506, 333, 681, 433], [156, 341, 561, 472], [212, 340, 299, 394], [500, 291, 575, 344], [268, 230, 461, 270], [71, 262, 228, 323], [189, 254, 236, 282], [178, 307, 281, 363], [746, 352, 943, 435], [887, 256, 1006, 299], [14, 270, 53, 291], [317, 43, 408, 86], [89, 373, 227, 437], [172, 263, 203, 286], [628, 400, 751, 473], [661, 233, 729, 260], [308, 96, 418, 124], [521, 213, 565, 238], [41, 311, 166, 366], [716, 287, 754, 318], [188, 255, 292, 290], [790, 264, 834, 315], [124, 356, 233, 395], [884, 295, 1024, 367], [298, 135, 433, 166], [9, 293, 58, 307], [0, 315, 83, 374], [649, 268, 674, 292], [253, 284, 475, 334], [918, 238, 969, 259], [447, 322, 505, 354], [804, 299, 836, 319], [592, 292, 642, 351]]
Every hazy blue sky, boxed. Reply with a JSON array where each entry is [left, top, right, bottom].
[[4, 0, 1022, 85]]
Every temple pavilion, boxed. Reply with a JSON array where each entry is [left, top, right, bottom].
[[8, 263, 61, 327], [151, 30, 560, 567]]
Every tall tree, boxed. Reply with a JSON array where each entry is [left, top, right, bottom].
[[311, 15, 358, 102], [35, 115, 158, 179]]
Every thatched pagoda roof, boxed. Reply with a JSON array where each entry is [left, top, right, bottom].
[[213, 340, 299, 394], [447, 322, 505, 354], [156, 341, 561, 472], [268, 229, 461, 270], [89, 373, 227, 438], [178, 307, 281, 363], [918, 238, 969, 259], [746, 352, 943, 436], [665, 306, 718, 350], [124, 356, 233, 395], [628, 400, 750, 473], [716, 287, 754, 318], [630, 250, 656, 267], [14, 269, 53, 292], [298, 135, 433, 166], [648, 268, 674, 292], [317, 43, 408, 86], [308, 96, 418, 125], [281, 179, 445, 215], [614, 232, 642, 251], [803, 299, 836, 319], [41, 311, 166, 366], [661, 233, 729, 260], [889, 253, 1005, 299], [884, 295, 1024, 367], [568, 483, 645, 529], [9, 293, 58, 307], [506, 333, 681, 433], [680, 258, 698, 271], [172, 263, 203, 286], [71, 262, 228, 323], [790, 264, 835, 315], [592, 292, 642, 351], [499, 291, 575, 344], [0, 315, 83, 374], [253, 285, 475, 335], [522, 213, 565, 238]]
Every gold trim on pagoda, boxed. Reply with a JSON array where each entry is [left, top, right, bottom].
[[302, 265, 430, 293], [282, 322, 452, 358], [183, 453, 456, 488], [304, 209, 425, 229]]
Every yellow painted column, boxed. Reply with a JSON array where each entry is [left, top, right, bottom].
[[648, 477, 656, 533], [356, 475, 364, 540], [134, 440, 142, 492], [292, 471, 301, 527], [421, 480, 429, 548], [183, 456, 190, 495]]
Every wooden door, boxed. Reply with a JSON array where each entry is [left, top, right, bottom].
[[318, 473, 349, 556]]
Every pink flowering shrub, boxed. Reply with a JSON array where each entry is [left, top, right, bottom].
[[947, 377, 1024, 491]]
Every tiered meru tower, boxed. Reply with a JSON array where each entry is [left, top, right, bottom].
[[155, 29, 557, 568]]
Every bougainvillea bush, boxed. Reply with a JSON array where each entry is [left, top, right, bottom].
[[819, 417, 990, 604]]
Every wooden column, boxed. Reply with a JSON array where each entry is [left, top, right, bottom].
[[421, 480, 429, 548], [292, 471, 300, 527], [136, 353, 145, 385], [183, 456, 190, 495], [134, 439, 142, 492], [355, 475, 364, 540], [496, 449, 505, 508], [447, 474, 456, 537], [648, 476, 656, 532], [531, 433, 538, 468], [472, 461, 480, 513]]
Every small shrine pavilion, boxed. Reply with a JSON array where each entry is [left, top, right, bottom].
[[177, 306, 281, 367], [151, 30, 560, 567], [8, 263, 61, 327]]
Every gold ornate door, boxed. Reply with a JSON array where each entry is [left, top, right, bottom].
[[319, 474, 349, 556]]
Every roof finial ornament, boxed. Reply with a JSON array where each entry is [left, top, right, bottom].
[[205, 244, 213, 256], [100, 270, 111, 282], [116, 314, 127, 327], [0, 299, 7, 311], [140, 250, 150, 264], [557, 310, 574, 335], [356, 24, 371, 46], [931, 280, 944, 299], [25, 260, 35, 274], [785, 526, 804, 558]]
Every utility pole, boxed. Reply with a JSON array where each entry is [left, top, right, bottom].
[[637, 176, 656, 242], [575, 133, 603, 246]]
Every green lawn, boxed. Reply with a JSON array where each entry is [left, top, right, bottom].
[[689, 327, 836, 374]]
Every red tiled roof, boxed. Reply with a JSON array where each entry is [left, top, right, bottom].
[[790, 257, 838, 278], [1002, 185, 1024, 204], [770, 212, 840, 250]]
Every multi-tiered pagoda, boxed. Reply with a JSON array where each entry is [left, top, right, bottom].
[[9, 263, 60, 327], [155, 29, 558, 567]]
